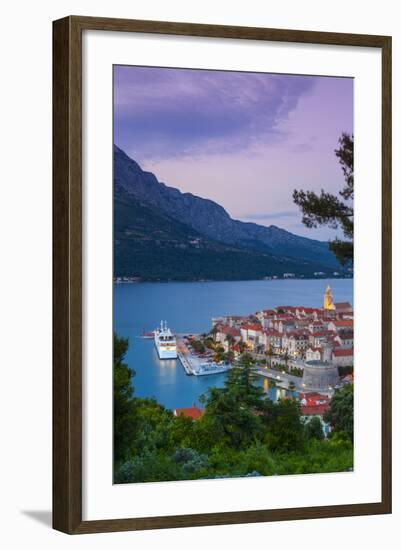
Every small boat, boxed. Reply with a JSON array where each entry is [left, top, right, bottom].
[[192, 362, 232, 376], [140, 330, 155, 339]]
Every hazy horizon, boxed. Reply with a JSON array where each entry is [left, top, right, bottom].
[[114, 65, 353, 241]]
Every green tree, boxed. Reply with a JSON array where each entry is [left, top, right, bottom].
[[172, 447, 208, 476], [134, 398, 175, 453], [229, 354, 266, 407], [324, 383, 354, 441], [191, 339, 205, 354], [305, 416, 324, 440], [113, 334, 353, 484], [169, 412, 194, 448], [115, 450, 181, 483], [214, 349, 226, 363], [203, 354, 267, 449], [113, 333, 138, 464], [293, 132, 354, 265], [203, 337, 215, 350], [265, 398, 305, 452], [231, 443, 277, 477], [188, 411, 223, 453]]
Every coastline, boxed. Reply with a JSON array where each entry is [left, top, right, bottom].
[[114, 278, 353, 409], [114, 276, 354, 285]]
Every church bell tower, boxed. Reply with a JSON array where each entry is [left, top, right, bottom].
[[323, 285, 336, 311]]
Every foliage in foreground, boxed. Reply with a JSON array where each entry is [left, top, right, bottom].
[[113, 334, 353, 483], [293, 132, 354, 265]]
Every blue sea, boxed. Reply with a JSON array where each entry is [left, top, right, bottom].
[[114, 279, 353, 409]]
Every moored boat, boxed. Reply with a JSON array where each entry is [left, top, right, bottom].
[[141, 330, 155, 339], [154, 321, 178, 359], [192, 362, 232, 376]]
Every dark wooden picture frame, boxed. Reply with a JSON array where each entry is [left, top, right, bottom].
[[53, 15, 392, 534]]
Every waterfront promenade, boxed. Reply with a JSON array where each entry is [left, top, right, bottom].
[[255, 366, 335, 395], [177, 335, 335, 394], [176, 336, 203, 375], [255, 366, 302, 391], [177, 335, 302, 389], [176, 336, 233, 377], [177, 336, 198, 375], [177, 335, 303, 388]]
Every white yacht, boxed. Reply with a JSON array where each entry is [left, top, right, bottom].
[[192, 362, 232, 376], [154, 321, 178, 359]]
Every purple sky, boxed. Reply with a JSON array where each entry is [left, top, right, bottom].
[[114, 65, 353, 241]]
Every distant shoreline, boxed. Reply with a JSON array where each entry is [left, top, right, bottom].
[[113, 276, 354, 285]]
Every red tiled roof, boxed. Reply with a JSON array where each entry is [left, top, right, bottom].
[[300, 392, 330, 401], [301, 404, 329, 416], [334, 302, 352, 309], [241, 324, 262, 331], [333, 348, 353, 357], [311, 331, 335, 338], [299, 307, 322, 314], [174, 407, 204, 420], [218, 326, 241, 337], [334, 320, 354, 327]]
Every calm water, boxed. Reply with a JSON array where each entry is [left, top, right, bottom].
[[114, 279, 353, 409]]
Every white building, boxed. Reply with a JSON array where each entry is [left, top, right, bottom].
[[240, 324, 264, 350], [262, 329, 282, 352], [282, 332, 309, 357], [305, 347, 322, 361]]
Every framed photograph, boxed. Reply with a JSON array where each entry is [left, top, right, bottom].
[[53, 16, 392, 534]]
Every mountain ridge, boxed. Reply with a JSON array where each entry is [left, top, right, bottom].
[[113, 145, 344, 281], [114, 145, 339, 268]]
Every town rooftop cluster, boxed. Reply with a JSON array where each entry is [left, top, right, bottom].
[[211, 286, 353, 368]]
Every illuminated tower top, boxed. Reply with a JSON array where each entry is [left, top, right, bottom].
[[323, 285, 336, 310]]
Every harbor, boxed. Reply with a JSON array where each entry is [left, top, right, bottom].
[[138, 284, 351, 392], [176, 336, 232, 376], [114, 278, 353, 409], [140, 324, 233, 377]]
